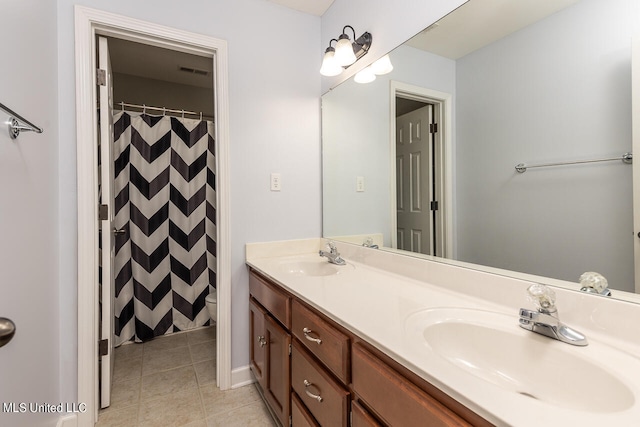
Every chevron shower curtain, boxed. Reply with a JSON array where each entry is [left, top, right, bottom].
[[112, 112, 217, 345]]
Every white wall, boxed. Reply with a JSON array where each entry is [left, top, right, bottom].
[[0, 1, 60, 426], [323, 45, 456, 244], [56, 0, 322, 404], [456, 0, 639, 291], [321, 0, 466, 93]]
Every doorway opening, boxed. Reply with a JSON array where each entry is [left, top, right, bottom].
[[390, 81, 453, 258], [76, 7, 231, 426], [97, 34, 218, 413]]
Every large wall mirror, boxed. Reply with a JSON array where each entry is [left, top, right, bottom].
[[322, 0, 640, 301]]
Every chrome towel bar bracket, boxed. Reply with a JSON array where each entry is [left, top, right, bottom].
[[1, 102, 43, 140], [0, 317, 16, 348]]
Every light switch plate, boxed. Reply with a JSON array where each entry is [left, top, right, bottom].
[[356, 176, 365, 192], [271, 173, 282, 191]]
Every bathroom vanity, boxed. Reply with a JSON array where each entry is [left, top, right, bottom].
[[246, 239, 640, 427]]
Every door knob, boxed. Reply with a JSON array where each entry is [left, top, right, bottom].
[[0, 317, 16, 348]]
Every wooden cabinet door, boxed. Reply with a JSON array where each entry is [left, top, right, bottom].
[[249, 298, 267, 389], [265, 314, 291, 427]]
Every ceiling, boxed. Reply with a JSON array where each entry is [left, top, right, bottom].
[[267, 0, 335, 16], [108, 37, 214, 89], [406, 0, 581, 59]]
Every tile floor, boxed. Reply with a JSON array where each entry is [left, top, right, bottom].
[[97, 326, 276, 427]]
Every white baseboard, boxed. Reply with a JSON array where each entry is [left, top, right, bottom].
[[57, 414, 78, 427], [231, 365, 254, 389]]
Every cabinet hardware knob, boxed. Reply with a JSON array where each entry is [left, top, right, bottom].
[[302, 327, 322, 345], [303, 379, 323, 402]]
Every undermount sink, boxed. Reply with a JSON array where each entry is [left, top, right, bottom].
[[277, 257, 354, 277], [404, 308, 636, 413]]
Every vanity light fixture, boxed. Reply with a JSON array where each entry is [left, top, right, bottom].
[[319, 39, 343, 77], [370, 54, 393, 75], [320, 25, 372, 76], [354, 55, 394, 84], [354, 67, 376, 83]]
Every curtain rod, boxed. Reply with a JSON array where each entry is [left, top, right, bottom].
[[116, 102, 214, 121]]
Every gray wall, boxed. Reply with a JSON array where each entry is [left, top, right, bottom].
[[0, 1, 59, 426], [456, 0, 638, 291]]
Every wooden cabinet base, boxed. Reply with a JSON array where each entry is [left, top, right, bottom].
[[249, 268, 491, 427]]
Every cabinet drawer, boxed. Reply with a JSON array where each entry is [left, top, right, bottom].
[[292, 392, 320, 427], [352, 400, 383, 427], [249, 270, 291, 328], [352, 343, 471, 427], [292, 299, 350, 382], [292, 339, 350, 427]]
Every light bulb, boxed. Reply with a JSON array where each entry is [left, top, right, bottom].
[[370, 54, 393, 75], [334, 35, 356, 66], [320, 48, 343, 76], [354, 67, 376, 84]]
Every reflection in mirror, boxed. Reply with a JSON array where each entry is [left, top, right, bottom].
[[322, 0, 640, 299]]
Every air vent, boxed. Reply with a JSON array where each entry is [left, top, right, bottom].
[[178, 66, 210, 76]]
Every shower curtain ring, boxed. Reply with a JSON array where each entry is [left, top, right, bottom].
[[163, 107, 166, 116], [143, 104, 146, 115], [181, 109, 185, 119]]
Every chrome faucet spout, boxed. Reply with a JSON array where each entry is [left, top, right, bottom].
[[319, 241, 346, 266], [518, 285, 588, 346]]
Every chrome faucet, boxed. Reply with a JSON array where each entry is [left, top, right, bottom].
[[319, 241, 346, 265], [579, 271, 612, 297], [518, 284, 588, 346], [362, 237, 379, 249]]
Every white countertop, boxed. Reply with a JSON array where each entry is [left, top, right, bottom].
[[246, 239, 640, 427]]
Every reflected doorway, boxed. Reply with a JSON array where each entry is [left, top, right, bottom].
[[391, 83, 450, 257]]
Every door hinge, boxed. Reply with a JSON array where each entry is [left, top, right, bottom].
[[289, 343, 292, 356], [98, 339, 109, 356], [430, 201, 439, 211], [98, 204, 109, 221], [430, 123, 438, 133], [97, 69, 106, 86], [289, 415, 292, 427]]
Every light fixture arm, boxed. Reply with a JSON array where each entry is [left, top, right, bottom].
[[342, 25, 357, 40], [321, 25, 373, 75]]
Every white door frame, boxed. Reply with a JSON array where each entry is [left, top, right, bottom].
[[74, 6, 232, 426], [633, 35, 640, 293], [389, 81, 453, 258]]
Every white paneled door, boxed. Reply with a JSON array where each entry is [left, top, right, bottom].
[[396, 105, 435, 255], [98, 36, 116, 409]]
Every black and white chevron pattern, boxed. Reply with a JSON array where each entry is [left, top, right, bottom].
[[112, 112, 216, 344]]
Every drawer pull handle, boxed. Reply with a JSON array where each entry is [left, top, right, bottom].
[[303, 379, 323, 402], [303, 327, 322, 345]]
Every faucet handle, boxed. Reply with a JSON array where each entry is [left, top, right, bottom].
[[326, 240, 337, 253], [526, 284, 556, 312]]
